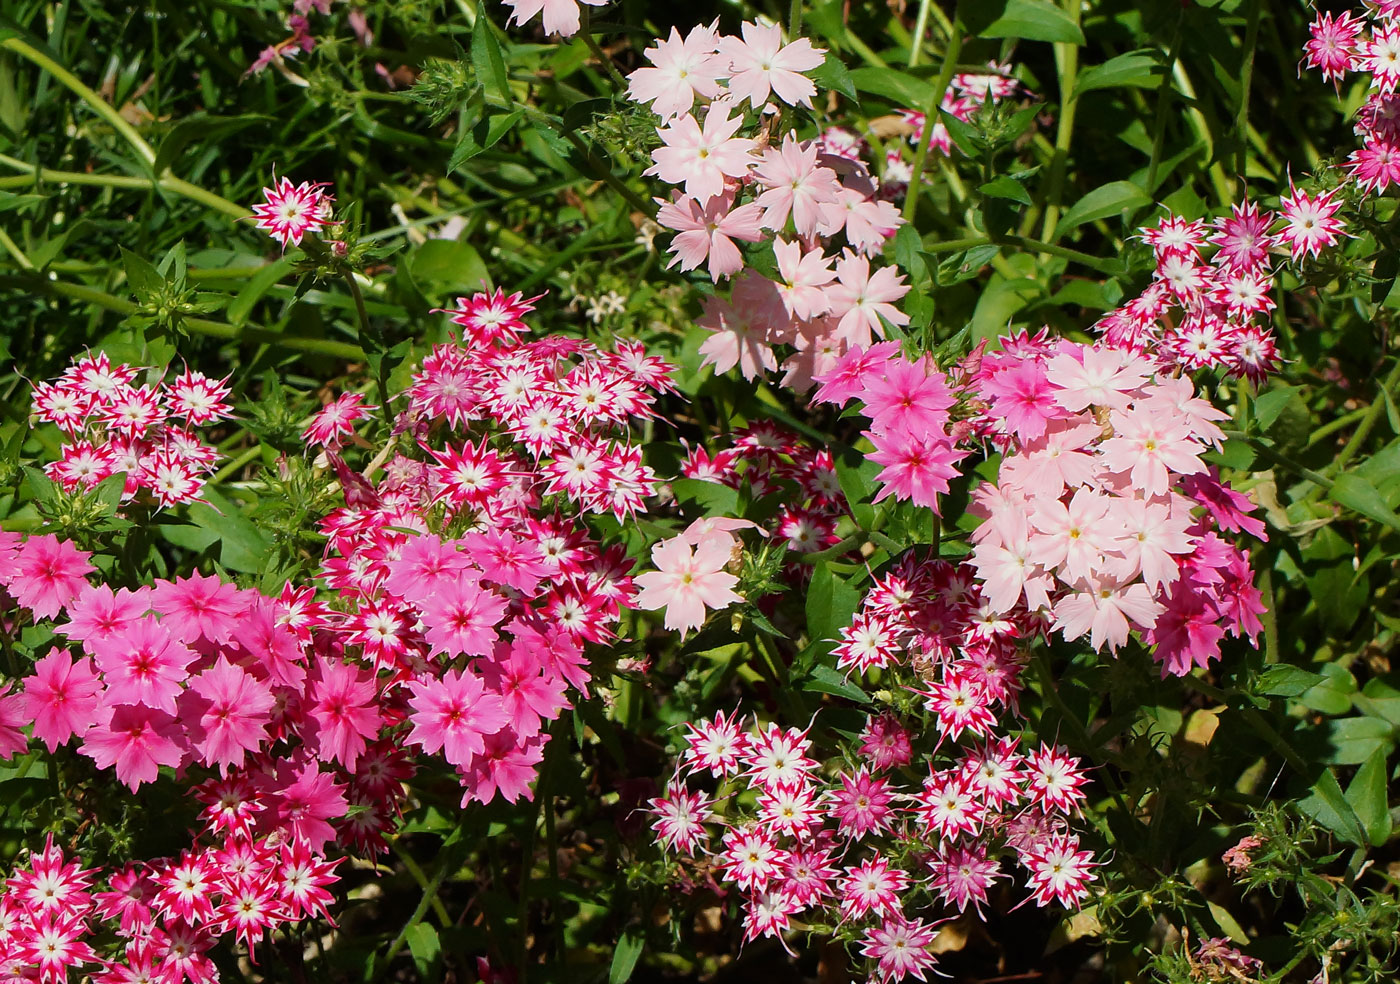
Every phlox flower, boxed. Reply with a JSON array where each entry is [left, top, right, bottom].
[[419, 573, 509, 658], [645, 106, 758, 203], [151, 571, 241, 644], [682, 708, 749, 778], [655, 190, 764, 282], [859, 713, 913, 770], [500, 0, 606, 37], [264, 761, 349, 853], [811, 341, 903, 406], [718, 827, 787, 892], [80, 703, 184, 791], [1099, 406, 1208, 496], [479, 645, 569, 738], [406, 668, 510, 768], [0, 683, 26, 760], [1021, 834, 1097, 908], [632, 531, 743, 638], [23, 650, 103, 751], [830, 767, 895, 840], [826, 252, 910, 348], [8, 534, 93, 620], [928, 842, 1002, 915], [720, 22, 826, 109], [1277, 184, 1346, 259], [95, 617, 194, 714], [250, 175, 332, 250], [772, 237, 836, 319], [458, 728, 546, 805], [626, 23, 725, 121], [1052, 578, 1165, 653], [57, 582, 152, 653], [1044, 346, 1151, 413], [444, 288, 540, 347], [751, 134, 842, 236], [1024, 744, 1089, 814], [1304, 10, 1363, 82], [648, 781, 714, 856], [183, 656, 276, 772], [866, 431, 966, 513], [302, 393, 376, 450], [308, 658, 380, 769], [697, 293, 780, 380], [838, 856, 908, 921]]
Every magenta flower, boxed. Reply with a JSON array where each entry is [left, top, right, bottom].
[[406, 669, 509, 768], [80, 703, 184, 791], [183, 656, 275, 772], [23, 650, 104, 751], [7, 534, 93, 620]]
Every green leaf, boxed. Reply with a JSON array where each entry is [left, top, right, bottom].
[[811, 51, 858, 102], [1252, 385, 1302, 432], [980, 176, 1034, 205], [1344, 746, 1392, 846], [609, 930, 644, 984], [153, 114, 267, 177], [187, 487, 275, 574], [806, 562, 861, 651], [1054, 181, 1150, 236], [1256, 664, 1326, 698], [227, 257, 294, 326], [973, 0, 1086, 44], [471, 4, 512, 105], [804, 663, 869, 702], [121, 247, 163, 295], [1300, 664, 1357, 716], [448, 109, 525, 172], [1075, 52, 1163, 94], [1328, 472, 1400, 533], [670, 478, 741, 517], [938, 109, 983, 156], [407, 239, 491, 299], [405, 923, 440, 977], [847, 67, 934, 108], [0, 190, 45, 213], [1298, 767, 1369, 847]]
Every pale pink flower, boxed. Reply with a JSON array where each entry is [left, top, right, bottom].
[[719, 22, 825, 109], [772, 237, 836, 319], [501, 0, 606, 38], [655, 190, 764, 281], [751, 135, 842, 236], [826, 252, 910, 348], [645, 107, 757, 203], [633, 532, 743, 638], [626, 24, 726, 120]]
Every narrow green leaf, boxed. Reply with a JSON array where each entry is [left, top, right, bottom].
[[405, 923, 440, 976], [1345, 746, 1393, 846], [804, 663, 870, 702], [609, 930, 644, 984], [1328, 472, 1400, 533], [1299, 768, 1369, 847], [847, 67, 934, 108], [1256, 664, 1326, 698], [153, 113, 267, 177], [121, 247, 163, 295], [471, 4, 512, 105], [1075, 52, 1163, 94], [227, 257, 294, 326], [1054, 180, 1150, 235]]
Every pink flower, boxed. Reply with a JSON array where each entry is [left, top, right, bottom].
[[23, 650, 104, 751], [406, 668, 510, 768], [0, 683, 28, 760], [719, 22, 825, 108], [265, 761, 348, 852], [656, 190, 764, 281], [80, 703, 184, 791], [302, 393, 376, 450], [501, 0, 606, 38], [308, 658, 380, 769], [859, 915, 942, 983], [826, 252, 910, 348], [250, 175, 333, 249], [419, 573, 509, 658], [645, 106, 757, 203], [8, 534, 93, 620], [94, 616, 194, 713], [867, 431, 966, 512], [626, 24, 725, 121], [183, 656, 275, 772], [751, 135, 842, 236], [632, 531, 743, 638], [772, 237, 836, 319]]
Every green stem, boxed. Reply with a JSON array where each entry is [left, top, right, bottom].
[[1, 37, 156, 167], [1303, 405, 1369, 449], [0, 228, 34, 270], [908, 0, 933, 67], [578, 9, 628, 91], [0, 154, 247, 220], [341, 270, 392, 422], [1039, 0, 1082, 244], [1235, 0, 1262, 181], [1329, 358, 1400, 474], [902, 1, 964, 224], [789, 0, 804, 39], [2, 274, 365, 360], [1145, 17, 1184, 194], [377, 848, 450, 980]]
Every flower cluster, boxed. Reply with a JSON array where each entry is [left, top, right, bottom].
[[1304, 4, 1400, 194], [31, 353, 233, 508], [624, 21, 921, 389], [0, 826, 338, 984], [651, 696, 1096, 980]]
